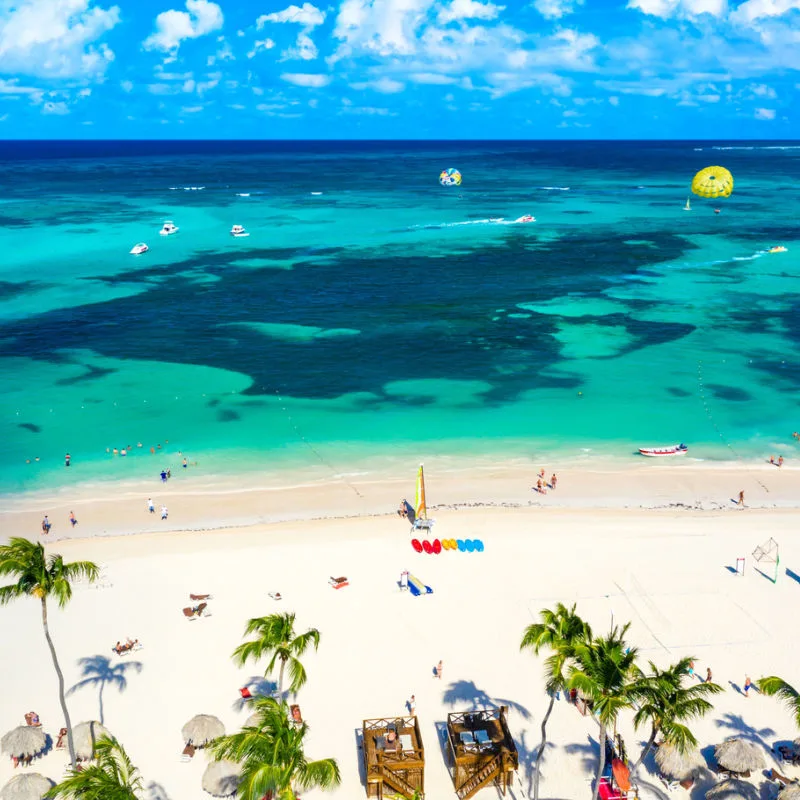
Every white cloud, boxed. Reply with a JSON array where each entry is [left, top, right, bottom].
[[748, 82, 777, 97], [247, 38, 275, 58], [120, 80, 134, 92], [257, 2, 325, 27], [409, 72, 457, 83], [729, 0, 800, 22], [0, 78, 39, 94], [627, 0, 726, 17], [208, 38, 234, 64], [183, 78, 196, 91], [0, 0, 119, 79], [340, 104, 395, 114], [281, 72, 331, 86], [143, 0, 224, 53], [754, 106, 775, 118], [532, 0, 583, 18], [42, 100, 69, 114], [350, 76, 405, 92], [181, 104, 203, 112], [608, 95, 619, 105], [257, 3, 325, 60], [437, 0, 505, 24]]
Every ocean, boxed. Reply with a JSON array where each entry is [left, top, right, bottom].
[[1, 140, 799, 494]]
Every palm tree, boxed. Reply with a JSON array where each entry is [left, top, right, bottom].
[[630, 656, 722, 771], [758, 676, 800, 728], [233, 612, 320, 695], [520, 603, 593, 800], [46, 735, 143, 800], [209, 696, 340, 800], [0, 538, 98, 768], [568, 623, 642, 800]]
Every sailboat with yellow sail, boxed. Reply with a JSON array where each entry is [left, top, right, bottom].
[[412, 464, 435, 532]]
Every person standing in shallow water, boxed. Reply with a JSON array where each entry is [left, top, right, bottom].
[[738, 490, 744, 507], [65, 452, 71, 467]]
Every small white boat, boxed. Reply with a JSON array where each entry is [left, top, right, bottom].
[[683, 197, 691, 211], [159, 221, 179, 236], [639, 443, 688, 457], [515, 215, 536, 223], [768, 246, 787, 253], [129, 243, 149, 255], [230, 225, 250, 237]]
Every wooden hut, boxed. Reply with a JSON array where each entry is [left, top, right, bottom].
[[361, 716, 424, 800], [445, 707, 519, 800]]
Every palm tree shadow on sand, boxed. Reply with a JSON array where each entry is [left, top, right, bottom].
[[68, 654, 143, 724], [441, 679, 531, 719]]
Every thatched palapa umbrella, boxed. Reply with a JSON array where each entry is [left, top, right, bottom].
[[0, 727, 46, 760], [72, 721, 111, 761], [655, 743, 707, 781], [0, 774, 54, 800], [183, 715, 225, 747], [778, 785, 800, 800], [705, 779, 759, 800], [202, 760, 241, 797], [714, 739, 766, 774]]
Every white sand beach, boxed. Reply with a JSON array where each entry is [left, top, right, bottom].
[[1, 460, 800, 800]]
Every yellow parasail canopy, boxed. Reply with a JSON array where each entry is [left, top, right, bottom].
[[691, 166, 734, 199]]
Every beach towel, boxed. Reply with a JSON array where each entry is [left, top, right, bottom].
[[407, 574, 433, 596]]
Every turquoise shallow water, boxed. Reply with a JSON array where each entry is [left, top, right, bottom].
[[1, 141, 799, 494]]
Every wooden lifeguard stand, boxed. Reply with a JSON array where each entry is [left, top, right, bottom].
[[362, 716, 425, 800], [445, 707, 519, 800]]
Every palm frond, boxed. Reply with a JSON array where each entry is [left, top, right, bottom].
[[759, 676, 800, 729]]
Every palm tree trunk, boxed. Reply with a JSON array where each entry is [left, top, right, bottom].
[[630, 726, 657, 774], [593, 725, 606, 800], [533, 693, 556, 800], [98, 680, 106, 725], [41, 597, 77, 768], [278, 656, 286, 696]]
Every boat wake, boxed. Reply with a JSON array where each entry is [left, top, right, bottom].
[[413, 217, 536, 230]]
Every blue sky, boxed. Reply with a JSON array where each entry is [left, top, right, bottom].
[[0, 0, 798, 137]]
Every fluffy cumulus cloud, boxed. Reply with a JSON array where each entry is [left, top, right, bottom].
[[437, 0, 505, 24], [257, 3, 326, 61], [349, 76, 405, 91], [532, 0, 584, 19], [627, 0, 727, 17], [0, 0, 119, 79], [754, 106, 775, 118], [143, 0, 224, 53]]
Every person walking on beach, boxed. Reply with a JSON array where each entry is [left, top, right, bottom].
[[408, 694, 416, 714], [160, 470, 167, 483], [69, 511, 77, 528], [148, 498, 155, 514], [551, 473, 557, 490], [737, 490, 745, 507], [706, 667, 713, 683], [744, 676, 752, 697], [182, 457, 188, 469], [41, 516, 51, 535], [436, 660, 443, 680], [161, 505, 168, 520], [778, 455, 784, 467]]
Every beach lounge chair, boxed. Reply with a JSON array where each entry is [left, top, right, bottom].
[[182, 602, 208, 619], [475, 729, 491, 749], [180, 743, 196, 762], [399, 571, 409, 591], [190, 593, 212, 600], [769, 768, 794, 787], [329, 576, 348, 589], [268, 592, 282, 601]]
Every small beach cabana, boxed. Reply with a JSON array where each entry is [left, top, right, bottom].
[[72, 721, 110, 761], [0, 727, 46, 763], [361, 716, 424, 800], [183, 715, 225, 748], [655, 742, 706, 787], [705, 778, 759, 800], [714, 739, 766, 777], [202, 760, 241, 798], [445, 707, 519, 800], [0, 774, 54, 800]]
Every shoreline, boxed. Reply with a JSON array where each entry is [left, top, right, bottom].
[[2, 455, 797, 545]]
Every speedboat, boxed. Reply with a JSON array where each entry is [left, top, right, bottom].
[[639, 443, 688, 457], [768, 246, 787, 253], [159, 221, 179, 236], [129, 243, 149, 255], [230, 225, 249, 237], [515, 215, 536, 223]]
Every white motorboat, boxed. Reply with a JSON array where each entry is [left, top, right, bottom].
[[230, 225, 250, 237], [159, 221, 179, 236], [515, 215, 536, 223], [639, 443, 688, 457], [130, 243, 149, 255]]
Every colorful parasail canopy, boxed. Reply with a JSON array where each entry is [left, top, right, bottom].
[[439, 168, 462, 187], [691, 166, 733, 199]]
